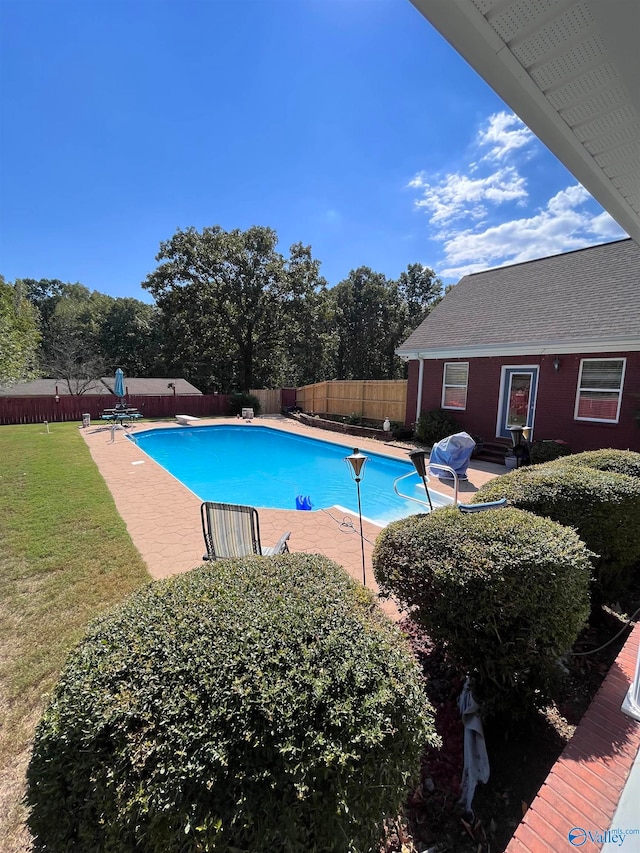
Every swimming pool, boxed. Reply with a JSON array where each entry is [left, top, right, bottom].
[[129, 425, 449, 525]]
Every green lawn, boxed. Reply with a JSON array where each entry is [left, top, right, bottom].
[[0, 422, 150, 851]]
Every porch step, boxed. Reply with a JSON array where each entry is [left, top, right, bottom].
[[475, 440, 512, 464]]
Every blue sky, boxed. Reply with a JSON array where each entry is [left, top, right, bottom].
[[0, 0, 626, 302]]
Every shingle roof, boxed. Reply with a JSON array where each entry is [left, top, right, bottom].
[[397, 239, 640, 358], [100, 378, 203, 396], [0, 379, 107, 396], [0, 377, 203, 396]]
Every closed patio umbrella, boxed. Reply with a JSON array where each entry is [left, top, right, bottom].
[[114, 368, 125, 400]]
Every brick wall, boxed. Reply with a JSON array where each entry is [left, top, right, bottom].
[[406, 352, 640, 453]]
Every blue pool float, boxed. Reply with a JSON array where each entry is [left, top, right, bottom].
[[295, 495, 313, 510]]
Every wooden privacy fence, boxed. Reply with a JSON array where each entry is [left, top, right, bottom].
[[248, 389, 297, 414], [296, 380, 407, 423], [0, 394, 230, 425], [249, 389, 281, 414]]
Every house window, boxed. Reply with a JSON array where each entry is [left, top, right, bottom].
[[575, 358, 626, 423], [442, 362, 468, 410]]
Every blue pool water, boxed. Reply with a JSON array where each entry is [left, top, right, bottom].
[[129, 425, 449, 525]]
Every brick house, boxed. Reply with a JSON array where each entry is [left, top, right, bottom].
[[397, 238, 639, 452]]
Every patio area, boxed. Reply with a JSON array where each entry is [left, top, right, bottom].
[[80, 414, 501, 620], [80, 414, 640, 851]]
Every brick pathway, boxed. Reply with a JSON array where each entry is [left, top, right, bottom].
[[506, 621, 640, 852]]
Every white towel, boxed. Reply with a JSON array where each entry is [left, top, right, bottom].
[[458, 677, 490, 813]]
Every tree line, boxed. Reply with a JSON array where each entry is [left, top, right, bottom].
[[1, 225, 443, 393]]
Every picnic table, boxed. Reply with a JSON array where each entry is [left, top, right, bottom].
[[100, 407, 143, 426]]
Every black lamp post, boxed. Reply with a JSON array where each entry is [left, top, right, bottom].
[[409, 450, 434, 511], [345, 448, 368, 586], [508, 425, 529, 468]]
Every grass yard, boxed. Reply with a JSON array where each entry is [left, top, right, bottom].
[[0, 422, 151, 852]]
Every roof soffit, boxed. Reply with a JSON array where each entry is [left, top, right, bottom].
[[408, 0, 640, 243]]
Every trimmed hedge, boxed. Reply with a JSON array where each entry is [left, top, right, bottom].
[[473, 464, 640, 602], [373, 507, 592, 716], [558, 448, 640, 479], [529, 439, 571, 464], [27, 554, 437, 853], [415, 409, 461, 446]]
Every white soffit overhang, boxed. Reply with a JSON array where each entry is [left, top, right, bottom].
[[397, 337, 640, 360], [409, 0, 640, 244]]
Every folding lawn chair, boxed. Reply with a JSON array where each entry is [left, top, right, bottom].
[[200, 501, 291, 560]]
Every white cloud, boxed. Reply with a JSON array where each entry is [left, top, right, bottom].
[[477, 111, 534, 161], [439, 185, 627, 279], [587, 210, 626, 239], [407, 172, 427, 189], [409, 166, 528, 224], [407, 109, 627, 283]]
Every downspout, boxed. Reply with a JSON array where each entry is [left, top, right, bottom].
[[415, 357, 424, 424]]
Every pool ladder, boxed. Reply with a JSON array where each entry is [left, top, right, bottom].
[[393, 462, 459, 510]]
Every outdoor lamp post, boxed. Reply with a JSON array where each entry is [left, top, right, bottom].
[[509, 425, 524, 448], [345, 448, 368, 586], [509, 425, 529, 468], [409, 450, 434, 511]]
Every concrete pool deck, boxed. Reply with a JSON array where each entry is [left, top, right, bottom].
[[80, 414, 502, 620]]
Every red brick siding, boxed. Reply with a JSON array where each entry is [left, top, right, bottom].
[[406, 352, 640, 453]]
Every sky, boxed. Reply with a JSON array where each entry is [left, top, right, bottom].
[[0, 0, 627, 303]]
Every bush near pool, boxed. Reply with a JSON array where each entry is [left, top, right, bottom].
[[473, 463, 640, 603], [373, 506, 592, 717], [528, 439, 572, 464], [26, 554, 437, 853], [227, 391, 261, 417], [556, 448, 640, 480], [414, 408, 461, 447]]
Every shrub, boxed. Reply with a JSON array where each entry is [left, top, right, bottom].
[[27, 554, 437, 853], [558, 448, 640, 479], [373, 507, 592, 716], [473, 464, 640, 602], [227, 392, 261, 416], [529, 439, 571, 464], [415, 409, 461, 446], [391, 422, 414, 440]]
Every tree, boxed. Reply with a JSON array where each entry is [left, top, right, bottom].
[[35, 284, 113, 391], [98, 297, 161, 376], [277, 243, 337, 386], [328, 263, 443, 382], [397, 263, 443, 335], [144, 225, 301, 393], [153, 284, 238, 392], [20, 278, 67, 344], [331, 267, 407, 380], [0, 277, 41, 385], [20, 279, 114, 375], [45, 344, 106, 394], [22, 279, 164, 380]]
